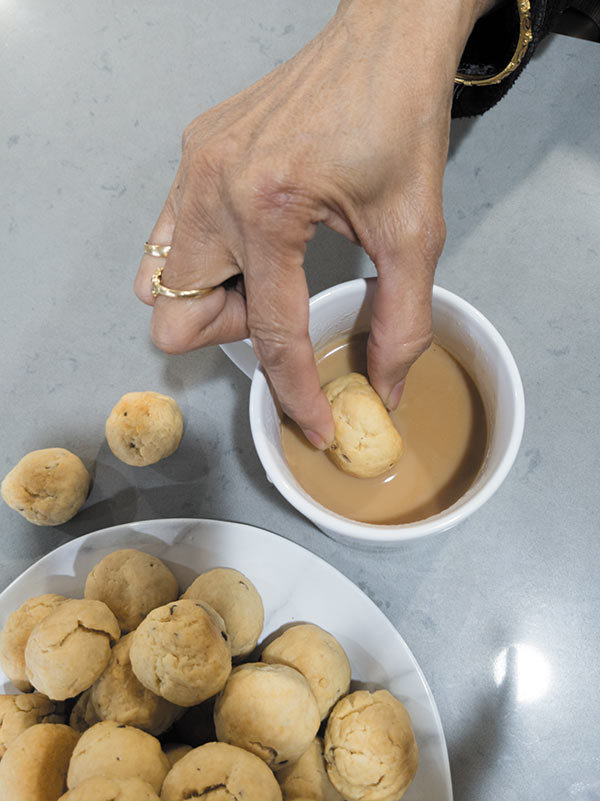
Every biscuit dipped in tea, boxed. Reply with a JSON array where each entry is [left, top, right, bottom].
[[281, 336, 487, 525], [323, 373, 403, 478]]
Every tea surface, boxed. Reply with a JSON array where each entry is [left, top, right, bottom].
[[281, 336, 487, 524]]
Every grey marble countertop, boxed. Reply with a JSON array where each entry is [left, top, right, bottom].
[[1, 3, 599, 799]]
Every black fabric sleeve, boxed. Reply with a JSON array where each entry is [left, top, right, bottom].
[[451, 0, 569, 117]]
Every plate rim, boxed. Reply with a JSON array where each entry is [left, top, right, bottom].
[[0, 516, 453, 800]]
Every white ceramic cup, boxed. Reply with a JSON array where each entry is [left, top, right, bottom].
[[221, 277, 525, 548]]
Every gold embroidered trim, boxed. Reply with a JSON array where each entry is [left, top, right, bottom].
[[455, 0, 533, 86]]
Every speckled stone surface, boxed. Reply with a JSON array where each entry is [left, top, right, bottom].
[[1, 3, 599, 799]]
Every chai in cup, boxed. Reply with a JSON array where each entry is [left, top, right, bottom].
[[281, 333, 487, 525]]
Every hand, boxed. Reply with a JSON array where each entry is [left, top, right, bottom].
[[135, 0, 487, 448]]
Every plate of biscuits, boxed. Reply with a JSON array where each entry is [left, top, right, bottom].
[[0, 518, 452, 801]]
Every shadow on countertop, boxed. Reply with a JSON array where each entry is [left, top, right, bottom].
[[448, 643, 519, 800]]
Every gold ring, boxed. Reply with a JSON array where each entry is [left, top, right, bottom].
[[151, 265, 216, 299], [144, 242, 172, 258]]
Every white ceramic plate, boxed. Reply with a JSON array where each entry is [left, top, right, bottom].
[[0, 518, 452, 801]]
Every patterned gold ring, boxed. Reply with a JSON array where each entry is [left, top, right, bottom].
[[151, 265, 216, 299], [144, 242, 172, 258]]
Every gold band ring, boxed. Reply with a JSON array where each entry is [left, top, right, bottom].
[[151, 265, 216, 299], [144, 242, 172, 258]]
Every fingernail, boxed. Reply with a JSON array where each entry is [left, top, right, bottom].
[[304, 429, 329, 450], [386, 381, 405, 411]]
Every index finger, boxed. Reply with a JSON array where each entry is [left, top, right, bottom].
[[243, 247, 334, 450]]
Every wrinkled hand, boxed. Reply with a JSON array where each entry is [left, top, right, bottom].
[[135, 0, 486, 448]]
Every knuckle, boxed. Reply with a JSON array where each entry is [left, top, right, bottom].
[[185, 132, 241, 177], [419, 214, 446, 264], [398, 212, 446, 266], [236, 161, 311, 226], [369, 325, 433, 367], [370, 190, 446, 268], [150, 315, 192, 355], [250, 328, 296, 372], [181, 115, 221, 153], [188, 145, 223, 183], [181, 122, 195, 152]]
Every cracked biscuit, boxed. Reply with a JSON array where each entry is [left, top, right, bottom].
[[1, 448, 90, 526], [323, 373, 403, 478], [129, 599, 231, 707], [105, 391, 183, 467], [262, 623, 351, 720], [66, 720, 170, 793], [160, 741, 282, 801], [214, 662, 320, 771], [84, 549, 179, 633], [277, 737, 343, 801], [0, 593, 67, 691], [0, 723, 79, 801], [24, 599, 120, 701], [90, 632, 183, 735], [58, 777, 160, 801], [181, 567, 264, 659], [0, 693, 65, 758], [324, 689, 418, 801]]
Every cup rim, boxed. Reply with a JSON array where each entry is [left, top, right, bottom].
[[249, 279, 525, 544]]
